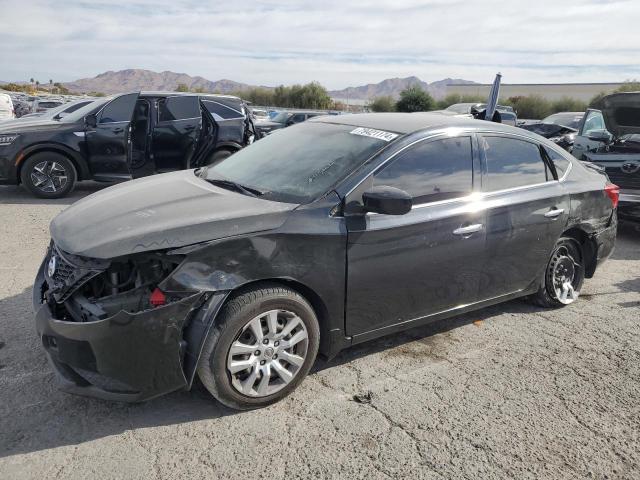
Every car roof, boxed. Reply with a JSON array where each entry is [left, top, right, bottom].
[[311, 112, 523, 135]]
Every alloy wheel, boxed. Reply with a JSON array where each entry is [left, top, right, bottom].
[[226, 309, 309, 397], [30, 160, 68, 193], [547, 245, 582, 304]]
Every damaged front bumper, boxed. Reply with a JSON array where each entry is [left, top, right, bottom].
[[33, 253, 208, 402]]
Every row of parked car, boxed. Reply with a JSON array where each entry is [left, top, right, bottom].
[[0, 90, 637, 221]]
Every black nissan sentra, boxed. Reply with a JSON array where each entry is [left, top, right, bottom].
[[34, 113, 618, 409]]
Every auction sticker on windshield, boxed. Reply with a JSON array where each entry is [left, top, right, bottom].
[[350, 127, 399, 142]]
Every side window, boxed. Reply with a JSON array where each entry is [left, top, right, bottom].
[[544, 146, 571, 178], [203, 99, 243, 120], [481, 136, 549, 191], [99, 93, 138, 124], [158, 96, 200, 122], [581, 110, 607, 136], [290, 113, 306, 123], [374, 136, 473, 204]]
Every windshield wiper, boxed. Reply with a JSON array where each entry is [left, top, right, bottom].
[[205, 178, 265, 197]]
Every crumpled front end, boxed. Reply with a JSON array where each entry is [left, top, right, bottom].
[[33, 243, 207, 402]]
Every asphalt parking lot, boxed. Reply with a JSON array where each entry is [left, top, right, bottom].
[[0, 183, 639, 480]]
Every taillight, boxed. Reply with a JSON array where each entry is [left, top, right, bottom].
[[149, 288, 166, 307], [605, 184, 619, 208]]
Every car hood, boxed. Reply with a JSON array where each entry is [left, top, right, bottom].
[[0, 118, 67, 133], [50, 170, 297, 259], [520, 122, 577, 138], [593, 92, 640, 137]]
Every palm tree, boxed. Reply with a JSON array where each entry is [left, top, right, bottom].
[[35, 80, 40, 91], [30, 78, 34, 93], [49, 79, 53, 93]]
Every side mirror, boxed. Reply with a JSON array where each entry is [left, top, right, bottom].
[[362, 186, 412, 215], [85, 113, 97, 128], [587, 130, 612, 143]]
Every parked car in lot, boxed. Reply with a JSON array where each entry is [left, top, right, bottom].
[[0, 93, 15, 121], [572, 92, 640, 220], [254, 110, 325, 136], [519, 112, 585, 152], [0, 91, 258, 198], [33, 113, 618, 409], [444, 103, 518, 126], [7, 98, 94, 122], [32, 98, 64, 114]]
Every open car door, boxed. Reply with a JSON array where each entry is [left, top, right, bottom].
[[151, 95, 203, 171], [85, 92, 139, 182]]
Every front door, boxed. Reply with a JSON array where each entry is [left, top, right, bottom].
[[345, 134, 487, 338], [86, 93, 139, 181], [477, 134, 570, 300], [572, 109, 609, 160], [151, 96, 203, 171]]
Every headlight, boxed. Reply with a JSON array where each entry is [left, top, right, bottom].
[[0, 134, 18, 145]]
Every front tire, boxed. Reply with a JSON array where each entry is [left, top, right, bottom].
[[20, 152, 76, 199], [197, 284, 320, 410], [530, 237, 585, 308]]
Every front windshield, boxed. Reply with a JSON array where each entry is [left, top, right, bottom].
[[543, 113, 583, 129], [271, 112, 291, 123], [205, 121, 396, 203], [59, 97, 111, 123]]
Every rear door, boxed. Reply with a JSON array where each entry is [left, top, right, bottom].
[[478, 134, 570, 300], [151, 95, 202, 171], [573, 109, 608, 159], [86, 93, 139, 181]]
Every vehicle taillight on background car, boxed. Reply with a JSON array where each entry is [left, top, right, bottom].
[[605, 184, 620, 208], [150, 288, 167, 307]]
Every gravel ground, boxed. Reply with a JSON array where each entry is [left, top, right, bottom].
[[1, 182, 639, 480]]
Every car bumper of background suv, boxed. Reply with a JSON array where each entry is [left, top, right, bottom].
[[618, 190, 640, 221], [33, 258, 205, 402]]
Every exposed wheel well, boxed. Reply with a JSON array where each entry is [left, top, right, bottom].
[[560, 227, 598, 278], [224, 278, 332, 357], [17, 148, 82, 183]]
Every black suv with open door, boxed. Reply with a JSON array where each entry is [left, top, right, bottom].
[[0, 92, 258, 198]]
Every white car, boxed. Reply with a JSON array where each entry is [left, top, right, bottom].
[[0, 94, 15, 121]]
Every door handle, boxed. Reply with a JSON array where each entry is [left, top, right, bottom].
[[453, 224, 483, 236], [544, 208, 564, 218]]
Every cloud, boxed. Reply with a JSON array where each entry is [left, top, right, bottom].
[[1, 0, 639, 88]]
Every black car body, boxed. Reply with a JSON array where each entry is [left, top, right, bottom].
[[0, 92, 257, 197], [33, 113, 617, 408], [254, 110, 325, 136], [572, 93, 640, 219]]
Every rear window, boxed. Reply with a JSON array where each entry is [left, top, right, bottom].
[[481, 136, 550, 191], [38, 102, 62, 108], [544, 146, 571, 178], [202, 99, 244, 120], [158, 96, 201, 122]]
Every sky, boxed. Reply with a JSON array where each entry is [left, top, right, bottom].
[[1, 0, 639, 89]]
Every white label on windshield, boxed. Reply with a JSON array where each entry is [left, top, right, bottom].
[[350, 127, 398, 142]]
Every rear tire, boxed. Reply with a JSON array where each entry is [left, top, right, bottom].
[[20, 152, 76, 199], [529, 237, 585, 308], [197, 284, 320, 410]]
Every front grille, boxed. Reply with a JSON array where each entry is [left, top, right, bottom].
[[51, 255, 74, 290], [46, 243, 104, 303], [606, 169, 640, 190]]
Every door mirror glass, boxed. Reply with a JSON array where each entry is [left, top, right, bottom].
[[362, 186, 412, 215], [85, 113, 97, 128], [587, 130, 612, 143]]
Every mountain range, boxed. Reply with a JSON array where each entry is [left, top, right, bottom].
[[57, 69, 476, 100]]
